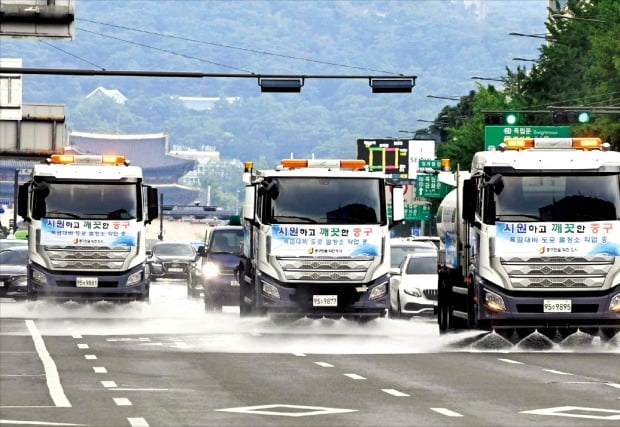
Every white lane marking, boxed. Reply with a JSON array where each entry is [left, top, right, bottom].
[[113, 397, 132, 406], [543, 369, 573, 376], [292, 353, 306, 357], [93, 367, 107, 374], [84, 354, 97, 360], [127, 417, 149, 427], [25, 320, 71, 408], [77, 344, 89, 349], [521, 406, 620, 420], [215, 404, 357, 417], [110, 388, 169, 391], [106, 337, 151, 342], [101, 380, 117, 388], [314, 362, 334, 368], [498, 358, 523, 365], [0, 420, 86, 426], [431, 407, 464, 417], [1, 374, 45, 377], [71, 334, 82, 339], [344, 373, 366, 380], [382, 389, 410, 397], [607, 383, 620, 389]]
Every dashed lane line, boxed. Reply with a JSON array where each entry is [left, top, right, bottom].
[[498, 358, 524, 365], [84, 354, 97, 360], [127, 417, 150, 427], [543, 369, 573, 376], [382, 389, 410, 397], [77, 344, 89, 349], [314, 362, 334, 368], [93, 367, 107, 374], [431, 407, 464, 417], [113, 397, 132, 406], [344, 373, 366, 380], [25, 320, 71, 408], [101, 380, 118, 388]]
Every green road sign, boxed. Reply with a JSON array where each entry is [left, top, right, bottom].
[[388, 203, 430, 221], [484, 125, 570, 150], [415, 174, 452, 198], [418, 159, 441, 170]]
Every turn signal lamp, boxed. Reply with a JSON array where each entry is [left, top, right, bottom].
[[244, 161, 253, 173]]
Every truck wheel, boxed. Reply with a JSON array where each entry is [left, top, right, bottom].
[[238, 265, 252, 317]]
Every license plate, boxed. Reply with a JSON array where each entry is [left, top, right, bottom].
[[313, 295, 337, 307], [76, 277, 98, 288], [543, 299, 571, 313], [168, 268, 184, 272], [230, 280, 239, 287]]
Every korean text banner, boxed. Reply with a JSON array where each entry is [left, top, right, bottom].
[[495, 221, 620, 257], [271, 224, 382, 257], [40, 218, 138, 247]]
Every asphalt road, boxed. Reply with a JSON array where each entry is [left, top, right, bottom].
[[1, 282, 619, 427]]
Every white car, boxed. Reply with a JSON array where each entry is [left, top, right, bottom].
[[389, 252, 439, 318], [390, 237, 437, 269]]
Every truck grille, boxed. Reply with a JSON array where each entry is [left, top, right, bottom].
[[500, 255, 614, 289], [277, 256, 372, 282], [44, 245, 132, 271]]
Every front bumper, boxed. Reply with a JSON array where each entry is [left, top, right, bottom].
[[477, 280, 620, 330], [28, 263, 149, 302], [257, 272, 388, 318], [399, 287, 437, 316], [0, 276, 28, 299], [203, 274, 239, 305], [149, 262, 193, 279]]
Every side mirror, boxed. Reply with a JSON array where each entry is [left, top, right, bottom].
[[391, 186, 405, 223], [243, 186, 255, 221], [146, 250, 152, 257], [462, 178, 477, 224], [146, 186, 158, 224], [197, 246, 206, 256], [389, 267, 401, 276], [18, 183, 29, 220]]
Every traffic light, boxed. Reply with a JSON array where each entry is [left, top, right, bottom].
[[552, 110, 590, 124], [484, 113, 519, 125]]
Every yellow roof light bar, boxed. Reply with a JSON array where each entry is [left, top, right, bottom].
[[501, 137, 604, 151], [101, 155, 127, 165], [49, 154, 75, 164], [48, 154, 128, 165], [572, 137, 602, 149]]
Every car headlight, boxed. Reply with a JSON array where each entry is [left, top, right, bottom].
[[610, 293, 620, 313], [369, 282, 387, 300], [484, 289, 506, 312], [202, 262, 220, 278], [127, 270, 143, 287], [32, 269, 47, 285], [403, 285, 423, 297]]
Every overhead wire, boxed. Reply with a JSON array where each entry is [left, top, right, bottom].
[[78, 28, 256, 73], [77, 18, 401, 75], [39, 40, 105, 70]]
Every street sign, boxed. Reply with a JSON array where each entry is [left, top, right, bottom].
[[418, 159, 441, 170], [388, 203, 430, 221], [484, 125, 571, 150], [415, 174, 452, 198]]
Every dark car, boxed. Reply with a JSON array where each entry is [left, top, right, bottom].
[[147, 241, 198, 282], [191, 226, 243, 309], [0, 246, 29, 299]]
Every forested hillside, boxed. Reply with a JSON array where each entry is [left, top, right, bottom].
[[1, 0, 547, 162]]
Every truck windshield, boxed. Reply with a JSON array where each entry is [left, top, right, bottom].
[[32, 181, 140, 221], [495, 173, 620, 222], [267, 177, 384, 225]]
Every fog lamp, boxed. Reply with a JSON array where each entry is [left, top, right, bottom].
[[369, 282, 387, 300], [610, 294, 620, 313], [262, 282, 280, 300], [484, 290, 506, 312]]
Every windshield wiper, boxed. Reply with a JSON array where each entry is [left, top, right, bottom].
[[496, 214, 542, 221], [273, 215, 318, 223], [45, 211, 82, 219]]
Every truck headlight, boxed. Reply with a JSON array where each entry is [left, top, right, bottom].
[[403, 286, 423, 298], [262, 282, 280, 300], [32, 269, 47, 285], [127, 270, 142, 287], [202, 262, 220, 278], [610, 294, 620, 313], [369, 282, 387, 300], [484, 289, 506, 312]]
